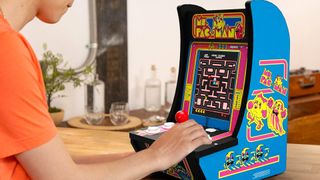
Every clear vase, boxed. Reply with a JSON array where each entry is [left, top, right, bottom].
[[144, 65, 162, 112], [84, 74, 105, 125], [164, 67, 177, 113]]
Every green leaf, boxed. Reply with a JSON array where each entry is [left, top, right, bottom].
[[40, 44, 94, 110]]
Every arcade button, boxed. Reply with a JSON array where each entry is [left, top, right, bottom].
[[163, 122, 175, 129], [205, 128, 217, 133], [175, 110, 189, 123], [146, 126, 160, 134]]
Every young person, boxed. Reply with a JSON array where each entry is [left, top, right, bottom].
[[0, 0, 211, 179]]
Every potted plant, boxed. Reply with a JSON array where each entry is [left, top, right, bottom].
[[40, 44, 93, 125]]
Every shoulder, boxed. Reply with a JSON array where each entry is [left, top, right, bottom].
[[0, 31, 31, 59], [0, 31, 36, 79]]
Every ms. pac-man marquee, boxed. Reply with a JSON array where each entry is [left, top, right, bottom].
[[130, 0, 290, 179]]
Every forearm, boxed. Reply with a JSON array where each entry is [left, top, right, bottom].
[[73, 152, 135, 164], [17, 122, 210, 180], [77, 149, 159, 180]]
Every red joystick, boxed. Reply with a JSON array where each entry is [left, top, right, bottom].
[[175, 110, 189, 123]]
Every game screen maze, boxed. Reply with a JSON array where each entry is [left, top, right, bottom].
[[192, 50, 239, 120]]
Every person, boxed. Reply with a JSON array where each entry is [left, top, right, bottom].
[[0, 0, 211, 179]]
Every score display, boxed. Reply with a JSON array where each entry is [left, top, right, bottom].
[[192, 50, 239, 121]]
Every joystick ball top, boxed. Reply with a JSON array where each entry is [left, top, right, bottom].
[[175, 111, 189, 123]]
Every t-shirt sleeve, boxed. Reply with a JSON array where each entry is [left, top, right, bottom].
[[0, 32, 57, 158]]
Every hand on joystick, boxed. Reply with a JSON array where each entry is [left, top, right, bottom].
[[175, 110, 189, 123]]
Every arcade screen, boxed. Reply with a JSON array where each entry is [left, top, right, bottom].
[[192, 50, 239, 120]]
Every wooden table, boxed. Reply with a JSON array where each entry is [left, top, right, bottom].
[[58, 128, 320, 179], [288, 113, 320, 145], [58, 127, 133, 156]]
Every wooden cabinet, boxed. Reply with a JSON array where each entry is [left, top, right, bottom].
[[290, 69, 320, 98]]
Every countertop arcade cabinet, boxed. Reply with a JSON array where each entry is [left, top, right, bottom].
[[130, 0, 290, 179]]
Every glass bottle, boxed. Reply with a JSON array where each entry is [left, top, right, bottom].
[[164, 67, 177, 113], [144, 65, 161, 112], [84, 74, 105, 125]]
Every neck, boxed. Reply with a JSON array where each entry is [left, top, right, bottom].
[[0, 0, 39, 31]]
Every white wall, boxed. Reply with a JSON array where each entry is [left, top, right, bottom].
[[128, 0, 246, 110], [277, 0, 320, 69], [21, 0, 90, 120], [22, 0, 320, 118], [128, 0, 320, 110]]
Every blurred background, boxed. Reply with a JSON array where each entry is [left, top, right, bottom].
[[21, 0, 320, 144]]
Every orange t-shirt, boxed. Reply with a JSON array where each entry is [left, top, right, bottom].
[[0, 16, 57, 179]]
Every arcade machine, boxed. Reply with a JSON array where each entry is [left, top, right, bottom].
[[130, 0, 290, 179]]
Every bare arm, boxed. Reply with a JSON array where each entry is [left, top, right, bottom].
[[16, 120, 211, 180], [72, 152, 135, 164]]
